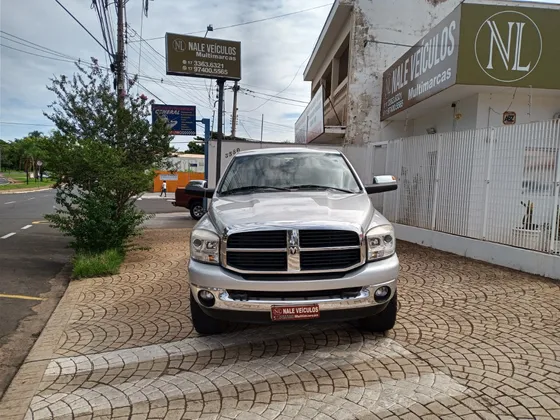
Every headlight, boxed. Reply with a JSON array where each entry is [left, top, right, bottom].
[[366, 225, 395, 261], [191, 229, 220, 264]]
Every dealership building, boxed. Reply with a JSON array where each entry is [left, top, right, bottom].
[[295, 0, 560, 145]]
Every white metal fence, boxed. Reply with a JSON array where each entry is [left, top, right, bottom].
[[377, 119, 560, 254]]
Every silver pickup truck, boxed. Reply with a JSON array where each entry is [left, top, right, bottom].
[[185, 148, 399, 335]]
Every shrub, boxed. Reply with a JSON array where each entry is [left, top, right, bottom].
[[42, 60, 174, 254]]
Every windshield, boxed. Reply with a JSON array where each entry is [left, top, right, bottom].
[[218, 152, 362, 195]]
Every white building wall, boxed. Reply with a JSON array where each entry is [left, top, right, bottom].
[[346, 0, 464, 145], [476, 93, 560, 128]]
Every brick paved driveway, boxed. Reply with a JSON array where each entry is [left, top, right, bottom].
[[1, 229, 559, 420]]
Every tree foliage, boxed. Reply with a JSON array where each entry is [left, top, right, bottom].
[[185, 140, 204, 154], [0, 131, 48, 174], [43, 61, 174, 253]]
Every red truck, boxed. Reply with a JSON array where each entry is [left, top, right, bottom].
[[172, 180, 207, 220]]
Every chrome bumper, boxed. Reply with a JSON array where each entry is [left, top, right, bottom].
[[188, 254, 399, 313], [191, 281, 396, 312]]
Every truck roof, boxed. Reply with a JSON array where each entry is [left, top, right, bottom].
[[235, 147, 341, 157]]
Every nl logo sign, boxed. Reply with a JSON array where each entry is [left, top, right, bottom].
[[474, 10, 542, 83]]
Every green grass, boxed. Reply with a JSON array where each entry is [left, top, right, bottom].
[[72, 249, 124, 279], [0, 170, 53, 190]]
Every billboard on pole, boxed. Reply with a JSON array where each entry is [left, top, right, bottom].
[[152, 104, 196, 136], [165, 33, 241, 81]]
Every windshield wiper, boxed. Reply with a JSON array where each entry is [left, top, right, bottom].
[[288, 184, 356, 193], [219, 186, 291, 196]]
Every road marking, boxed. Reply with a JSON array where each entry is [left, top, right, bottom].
[[4, 201, 16, 205], [21, 225, 33, 230], [0, 293, 46, 301], [32, 220, 49, 225], [1, 232, 16, 239], [27, 197, 35, 201]]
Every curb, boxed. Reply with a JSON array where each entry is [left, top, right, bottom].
[[0, 188, 53, 195]]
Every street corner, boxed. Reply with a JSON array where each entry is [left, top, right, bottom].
[[0, 228, 558, 419]]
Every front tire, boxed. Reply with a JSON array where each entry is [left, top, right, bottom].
[[190, 292, 226, 335], [189, 201, 205, 220], [359, 292, 398, 333]]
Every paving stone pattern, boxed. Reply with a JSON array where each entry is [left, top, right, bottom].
[[2, 228, 560, 420]]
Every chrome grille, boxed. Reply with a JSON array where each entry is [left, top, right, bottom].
[[224, 229, 364, 274], [300, 249, 361, 271], [227, 231, 286, 249], [299, 230, 359, 247]]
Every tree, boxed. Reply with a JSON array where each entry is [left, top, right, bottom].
[[185, 140, 204, 154], [0, 132, 48, 174], [43, 61, 174, 253], [194, 132, 251, 142]]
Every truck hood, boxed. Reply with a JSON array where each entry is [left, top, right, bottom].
[[207, 191, 390, 234]]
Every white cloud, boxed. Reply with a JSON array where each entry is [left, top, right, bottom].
[[0, 0, 332, 148]]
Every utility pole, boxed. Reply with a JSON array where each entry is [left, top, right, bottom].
[[215, 79, 225, 185], [231, 81, 239, 138], [260, 114, 264, 143], [116, 0, 126, 107]]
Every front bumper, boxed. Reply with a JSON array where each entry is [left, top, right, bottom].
[[188, 254, 399, 320]]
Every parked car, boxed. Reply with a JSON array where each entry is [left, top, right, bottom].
[[172, 180, 207, 220], [185, 148, 399, 335]]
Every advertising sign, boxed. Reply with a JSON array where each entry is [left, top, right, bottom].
[[160, 174, 179, 181], [152, 104, 196, 136], [381, 7, 462, 121], [294, 85, 324, 144], [457, 4, 560, 89], [165, 33, 241, 81]]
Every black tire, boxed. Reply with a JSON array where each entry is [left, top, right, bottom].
[[189, 201, 205, 220], [190, 292, 226, 335], [359, 292, 398, 333]]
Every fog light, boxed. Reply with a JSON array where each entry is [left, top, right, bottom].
[[198, 290, 216, 307], [374, 286, 391, 302]]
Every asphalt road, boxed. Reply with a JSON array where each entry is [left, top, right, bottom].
[[0, 190, 196, 398], [0, 189, 71, 398]]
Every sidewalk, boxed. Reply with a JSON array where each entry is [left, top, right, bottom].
[[1, 228, 559, 419], [136, 192, 175, 200]]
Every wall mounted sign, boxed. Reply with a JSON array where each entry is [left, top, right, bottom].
[[503, 111, 516, 125], [381, 3, 560, 121]]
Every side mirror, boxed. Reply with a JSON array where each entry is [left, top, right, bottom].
[[364, 175, 397, 194], [185, 186, 215, 198]]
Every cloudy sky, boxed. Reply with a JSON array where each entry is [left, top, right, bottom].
[[0, 0, 332, 148], [1, 0, 559, 149]]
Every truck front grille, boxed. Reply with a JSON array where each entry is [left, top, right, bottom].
[[226, 251, 287, 271], [224, 229, 363, 274], [300, 249, 361, 271]]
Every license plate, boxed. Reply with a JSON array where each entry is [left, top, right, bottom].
[[271, 304, 320, 321]]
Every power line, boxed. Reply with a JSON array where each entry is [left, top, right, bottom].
[[0, 43, 79, 64], [135, 80, 166, 104], [54, 0, 110, 54], [126, 30, 213, 106], [240, 91, 307, 108], [126, 40, 212, 112], [241, 88, 308, 104], [242, 54, 310, 113], [135, 4, 333, 42], [0, 121, 54, 127], [0, 31, 77, 61]]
